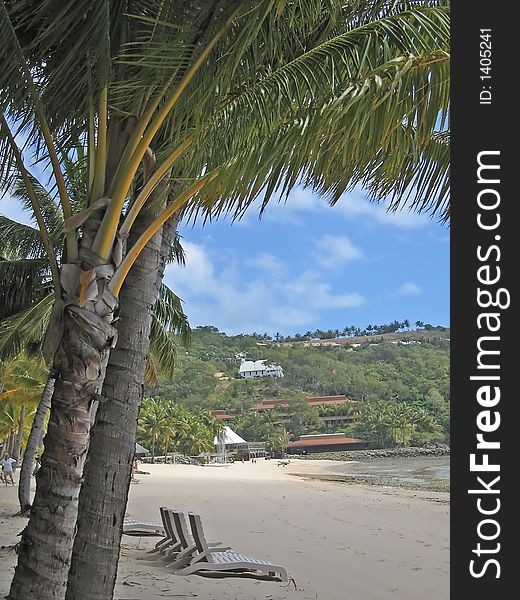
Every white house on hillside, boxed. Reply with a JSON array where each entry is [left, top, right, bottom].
[[238, 359, 284, 379]]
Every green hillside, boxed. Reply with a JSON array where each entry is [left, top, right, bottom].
[[152, 326, 450, 447]]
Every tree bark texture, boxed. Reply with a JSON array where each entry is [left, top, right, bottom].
[[65, 209, 178, 600], [8, 253, 118, 600], [18, 375, 54, 514]]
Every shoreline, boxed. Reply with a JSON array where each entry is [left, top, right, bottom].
[[1, 458, 449, 599], [285, 455, 450, 494]]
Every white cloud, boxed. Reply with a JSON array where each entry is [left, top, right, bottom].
[[313, 234, 364, 269], [244, 252, 287, 274], [165, 243, 364, 334], [257, 187, 328, 225], [399, 282, 423, 296], [209, 186, 432, 231], [334, 191, 431, 229], [250, 186, 431, 230]]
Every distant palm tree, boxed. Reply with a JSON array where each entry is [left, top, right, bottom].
[[0, 355, 46, 460]]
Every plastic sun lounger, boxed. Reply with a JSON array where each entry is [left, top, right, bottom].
[[172, 512, 288, 581], [163, 509, 225, 570], [147, 507, 183, 555], [122, 519, 165, 536]]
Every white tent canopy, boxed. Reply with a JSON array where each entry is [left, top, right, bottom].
[[214, 426, 247, 446], [135, 442, 150, 456]]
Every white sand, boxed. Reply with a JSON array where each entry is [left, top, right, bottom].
[[0, 459, 449, 599]]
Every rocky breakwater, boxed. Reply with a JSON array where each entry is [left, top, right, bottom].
[[291, 443, 450, 462]]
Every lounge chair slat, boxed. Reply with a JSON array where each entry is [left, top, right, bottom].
[[170, 512, 288, 582]]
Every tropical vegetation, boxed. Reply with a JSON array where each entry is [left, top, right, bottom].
[[137, 397, 223, 459], [0, 1, 450, 598], [154, 325, 450, 446]]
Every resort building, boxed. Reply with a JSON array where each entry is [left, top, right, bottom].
[[210, 409, 235, 424], [249, 395, 360, 428], [238, 359, 284, 378], [211, 395, 360, 429], [286, 433, 367, 454], [213, 426, 266, 460], [213, 426, 248, 451]]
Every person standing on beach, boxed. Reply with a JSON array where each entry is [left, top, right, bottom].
[[1, 452, 16, 485]]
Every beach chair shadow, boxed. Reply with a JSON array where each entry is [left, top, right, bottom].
[[171, 512, 288, 582]]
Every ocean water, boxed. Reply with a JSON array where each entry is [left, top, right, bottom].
[[327, 456, 450, 491], [425, 463, 450, 480]]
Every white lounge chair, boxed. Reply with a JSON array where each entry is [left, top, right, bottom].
[[163, 510, 228, 568], [172, 512, 288, 581], [122, 519, 165, 536], [147, 507, 183, 555]]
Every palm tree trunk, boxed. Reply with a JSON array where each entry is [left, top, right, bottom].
[[8, 270, 118, 600], [66, 207, 177, 600], [6, 432, 15, 455], [12, 405, 26, 463], [18, 375, 55, 514]]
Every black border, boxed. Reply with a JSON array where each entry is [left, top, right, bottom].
[[451, 1, 514, 596]]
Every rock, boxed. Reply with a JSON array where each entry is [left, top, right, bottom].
[[289, 445, 450, 462]]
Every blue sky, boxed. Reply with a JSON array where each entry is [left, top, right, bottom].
[[165, 186, 450, 336], [1, 184, 450, 337]]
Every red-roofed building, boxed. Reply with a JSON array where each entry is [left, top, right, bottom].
[[213, 395, 361, 429], [286, 433, 367, 454], [210, 410, 235, 423], [248, 395, 360, 428]]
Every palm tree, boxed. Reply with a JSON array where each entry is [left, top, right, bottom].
[[138, 398, 169, 462], [0, 355, 47, 503], [1, 2, 449, 597], [0, 355, 47, 456], [178, 417, 215, 457], [0, 179, 191, 518], [268, 428, 291, 457]]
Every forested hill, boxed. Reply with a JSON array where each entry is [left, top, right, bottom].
[[155, 326, 450, 429]]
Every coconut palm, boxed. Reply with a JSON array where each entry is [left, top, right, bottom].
[[138, 398, 168, 461], [0, 354, 48, 500], [178, 417, 215, 457], [0, 178, 191, 517], [0, 401, 20, 455], [0, 355, 47, 456], [1, 2, 449, 597], [268, 427, 291, 457], [137, 399, 216, 458]]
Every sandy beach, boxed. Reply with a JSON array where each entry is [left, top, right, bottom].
[[0, 459, 449, 599]]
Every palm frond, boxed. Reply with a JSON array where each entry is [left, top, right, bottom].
[[365, 129, 450, 221], [10, 172, 66, 243], [148, 316, 178, 381], [144, 356, 160, 388], [154, 284, 191, 347], [0, 217, 46, 260], [148, 283, 191, 380], [1, 0, 112, 139], [166, 232, 186, 266], [0, 258, 51, 320], [181, 4, 450, 222], [0, 294, 54, 360]]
